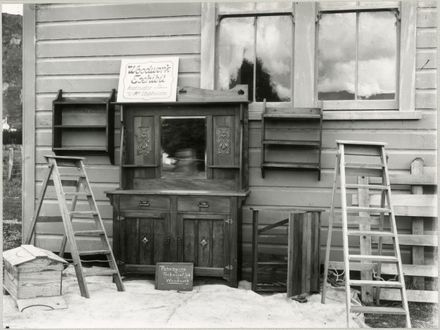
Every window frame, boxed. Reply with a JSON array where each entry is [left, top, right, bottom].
[[212, 3, 296, 111], [201, 1, 419, 120], [317, 2, 400, 110]]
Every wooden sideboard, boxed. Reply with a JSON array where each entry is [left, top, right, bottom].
[[106, 86, 249, 287]]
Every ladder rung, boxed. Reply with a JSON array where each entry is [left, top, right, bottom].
[[257, 261, 287, 266], [337, 140, 387, 147], [349, 280, 403, 288], [347, 230, 394, 237], [346, 206, 391, 213], [64, 192, 91, 197], [344, 164, 384, 177], [69, 211, 98, 216], [74, 230, 105, 236], [84, 269, 118, 276], [345, 163, 384, 169], [349, 255, 398, 262], [79, 250, 111, 256], [350, 306, 407, 315], [345, 184, 388, 190]]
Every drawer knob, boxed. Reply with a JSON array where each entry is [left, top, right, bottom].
[[139, 200, 150, 208], [200, 238, 208, 247], [141, 236, 149, 244], [198, 201, 209, 209]]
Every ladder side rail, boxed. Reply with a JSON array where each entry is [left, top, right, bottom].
[[59, 178, 83, 258], [321, 152, 340, 303], [79, 160, 125, 291], [338, 143, 352, 328], [50, 159, 90, 298], [381, 147, 411, 328], [24, 164, 54, 244]]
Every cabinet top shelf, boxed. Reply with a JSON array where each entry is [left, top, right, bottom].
[[114, 85, 249, 105], [263, 107, 321, 120], [106, 179, 249, 197]]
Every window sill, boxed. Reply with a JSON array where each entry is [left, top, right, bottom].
[[322, 111, 422, 121], [249, 110, 422, 121]]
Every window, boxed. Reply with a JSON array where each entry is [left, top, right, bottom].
[[215, 2, 294, 103], [318, 11, 398, 102], [201, 2, 418, 119], [317, 2, 400, 109]]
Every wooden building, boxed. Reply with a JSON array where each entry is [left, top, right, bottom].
[[22, 1, 437, 301]]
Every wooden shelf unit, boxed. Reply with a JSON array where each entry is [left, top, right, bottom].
[[260, 107, 323, 180], [52, 89, 116, 164]]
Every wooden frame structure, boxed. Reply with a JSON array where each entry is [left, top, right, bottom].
[[201, 1, 418, 119], [251, 208, 321, 297]]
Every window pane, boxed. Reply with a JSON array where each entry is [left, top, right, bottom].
[[256, 16, 292, 102], [358, 12, 397, 100], [318, 13, 356, 100], [217, 17, 255, 101]]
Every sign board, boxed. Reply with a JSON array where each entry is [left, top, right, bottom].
[[155, 262, 194, 291], [117, 57, 179, 103]]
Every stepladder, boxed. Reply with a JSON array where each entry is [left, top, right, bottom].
[[321, 141, 411, 328], [24, 155, 125, 298]]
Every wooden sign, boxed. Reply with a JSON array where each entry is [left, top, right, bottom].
[[155, 262, 194, 291], [117, 57, 179, 103]]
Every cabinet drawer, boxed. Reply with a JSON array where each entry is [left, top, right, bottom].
[[177, 196, 230, 213], [119, 195, 170, 211]]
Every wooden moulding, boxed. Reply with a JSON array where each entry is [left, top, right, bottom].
[[176, 84, 248, 102]]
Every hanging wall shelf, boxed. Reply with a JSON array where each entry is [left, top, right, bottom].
[[52, 89, 116, 164], [261, 106, 323, 180]]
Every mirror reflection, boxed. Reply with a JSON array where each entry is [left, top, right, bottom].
[[161, 117, 206, 179]]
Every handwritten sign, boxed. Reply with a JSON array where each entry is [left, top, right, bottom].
[[155, 262, 193, 291], [117, 57, 179, 102]]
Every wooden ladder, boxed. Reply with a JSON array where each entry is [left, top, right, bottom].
[[321, 141, 411, 328], [24, 155, 125, 298]]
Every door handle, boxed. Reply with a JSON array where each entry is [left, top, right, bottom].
[[198, 201, 209, 209], [138, 200, 150, 208], [141, 234, 149, 244]]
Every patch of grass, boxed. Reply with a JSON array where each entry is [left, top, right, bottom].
[[3, 144, 22, 221], [364, 301, 438, 328], [3, 221, 22, 251]]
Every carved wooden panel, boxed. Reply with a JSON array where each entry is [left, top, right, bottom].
[[213, 116, 235, 166], [133, 116, 155, 165], [216, 127, 231, 154]]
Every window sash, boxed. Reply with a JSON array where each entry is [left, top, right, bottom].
[[200, 1, 417, 116], [215, 10, 295, 107], [317, 5, 400, 110]]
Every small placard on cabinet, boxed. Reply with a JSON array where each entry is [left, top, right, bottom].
[[155, 262, 194, 291]]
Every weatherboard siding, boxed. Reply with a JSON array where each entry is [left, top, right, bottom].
[[32, 3, 202, 251], [30, 3, 437, 277]]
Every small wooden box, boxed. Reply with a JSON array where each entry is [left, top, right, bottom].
[[3, 245, 67, 300]]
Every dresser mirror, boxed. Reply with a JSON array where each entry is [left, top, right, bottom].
[[161, 116, 207, 179]]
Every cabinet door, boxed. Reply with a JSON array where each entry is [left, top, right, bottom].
[[179, 214, 230, 278], [122, 212, 171, 268]]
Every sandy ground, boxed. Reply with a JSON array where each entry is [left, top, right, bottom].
[[3, 266, 366, 328]]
